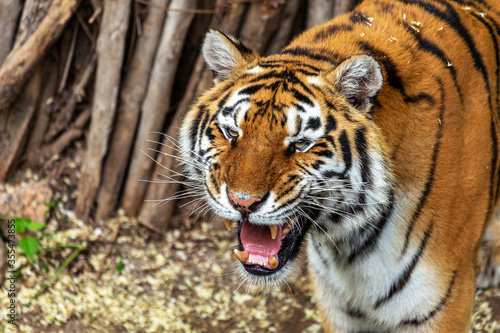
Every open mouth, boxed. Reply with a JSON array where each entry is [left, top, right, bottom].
[[226, 216, 310, 276]]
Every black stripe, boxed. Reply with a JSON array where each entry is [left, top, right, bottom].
[[322, 170, 343, 179], [404, 93, 436, 106], [347, 194, 395, 264], [190, 106, 205, 150], [197, 107, 212, 147], [325, 115, 337, 132], [414, 0, 491, 93], [218, 91, 231, 110], [401, 78, 445, 257], [306, 117, 321, 130], [248, 69, 316, 98], [374, 221, 433, 308], [314, 23, 353, 41], [275, 178, 301, 202], [293, 90, 314, 107], [312, 160, 325, 170], [357, 41, 406, 96], [259, 60, 321, 73], [218, 31, 255, 59], [401, 271, 457, 326], [473, 12, 500, 208], [339, 130, 353, 173], [446, 0, 492, 11], [399, 20, 462, 99], [239, 84, 265, 95], [280, 46, 340, 65], [205, 126, 216, 141], [343, 306, 366, 319], [354, 128, 370, 182], [313, 150, 334, 158]]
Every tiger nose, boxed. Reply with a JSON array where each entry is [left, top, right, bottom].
[[228, 192, 265, 213]]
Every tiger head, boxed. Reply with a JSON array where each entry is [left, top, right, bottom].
[[179, 30, 393, 285]]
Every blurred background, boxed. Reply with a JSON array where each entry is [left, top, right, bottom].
[[0, 0, 498, 332]]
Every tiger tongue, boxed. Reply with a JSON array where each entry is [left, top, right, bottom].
[[240, 219, 282, 263]]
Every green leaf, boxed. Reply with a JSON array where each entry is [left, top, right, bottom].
[[44, 197, 60, 219], [14, 218, 30, 234], [116, 259, 124, 274], [19, 237, 40, 264], [26, 221, 45, 231]]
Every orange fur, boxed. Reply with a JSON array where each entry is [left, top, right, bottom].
[[180, 0, 500, 331]]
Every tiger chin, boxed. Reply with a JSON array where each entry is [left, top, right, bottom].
[[178, 0, 500, 332]]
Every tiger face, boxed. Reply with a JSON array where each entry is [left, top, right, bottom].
[[179, 31, 393, 284]]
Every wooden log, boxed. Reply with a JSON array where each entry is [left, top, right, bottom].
[[0, 66, 43, 181], [188, 2, 248, 104], [22, 58, 59, 169], [12, 0, 58, 52], [136, 56, 205, 232], [265, 0, 301, 55], [95, 0, 170, 222], [75, 0, 132, 220], [136, 2, 249, 231], [121, 0, 196, 217], [0, 0, 81, 111], [0, 0, 22, 64], [239, 1, 285, 54], [333, 0, 359, 17], [306, 0, 335, 28]]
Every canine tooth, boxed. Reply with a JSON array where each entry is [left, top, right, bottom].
[[269, 225, 278, 239], [282, 226, 290, 236], [234, 249, 249, 263], [225, 220, 232, 231], [269, 255, 278, 269]]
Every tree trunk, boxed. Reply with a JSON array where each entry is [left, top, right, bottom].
[[121, 0, 196, 217], [75, 0, 132, 220], [0, 0, 81, 112], [95, 0, 169, 223]]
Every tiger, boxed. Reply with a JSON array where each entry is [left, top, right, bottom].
[[178, 0, 500, 331]]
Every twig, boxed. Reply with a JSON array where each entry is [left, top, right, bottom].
[[94, 223, 122, 281], [88, 2, 102, 24], [76, 11, 93, 42], [32, 243, 86, 299], [45, 55, 96, 142], [141, 263, 168, 272]]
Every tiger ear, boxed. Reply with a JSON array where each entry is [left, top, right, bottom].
[[328, 55, 383, 112], [202, 30, 259, 83]]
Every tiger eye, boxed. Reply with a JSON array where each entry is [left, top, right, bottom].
[[294, 140, 308, 150], [227, 129, 239, 139]]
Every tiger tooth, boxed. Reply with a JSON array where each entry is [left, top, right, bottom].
[[269, 255, 278, 269], [282, 227, 290, 236], [234, 249, 249, 263], [225, 220, 232, 231], [269, 225, 278, 240]]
